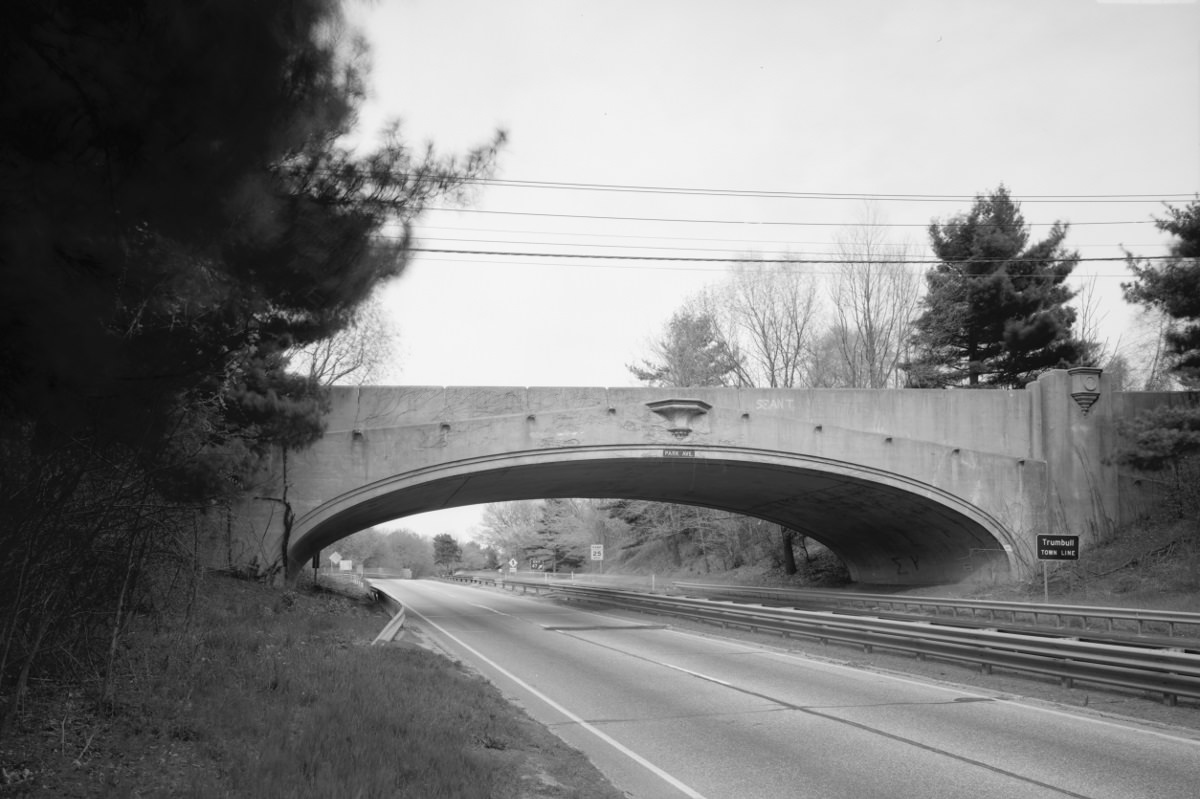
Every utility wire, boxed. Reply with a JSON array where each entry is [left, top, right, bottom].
[[408, 246, 1172, 265], [448, 176, 1197, 203], [408, 252, 1143, 278], [414, 224, 1162, 250], [415, 236, 874, 255], [424, 206, 1160, 228], [409, 233, 1162, 256], [416, 224, 845, 247], [311, 166, 1195, 203]]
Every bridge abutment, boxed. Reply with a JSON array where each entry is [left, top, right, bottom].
[[1032, 368, 1119, 549]]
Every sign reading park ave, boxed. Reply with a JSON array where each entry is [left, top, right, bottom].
[[662, 448, 696, 458], [1036, 535, 1079, 560]]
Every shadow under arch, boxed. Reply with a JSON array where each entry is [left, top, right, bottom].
[[287, 444, 1016, 585]]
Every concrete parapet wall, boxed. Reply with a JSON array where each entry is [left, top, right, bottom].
[[329, 384, 1037, 458]]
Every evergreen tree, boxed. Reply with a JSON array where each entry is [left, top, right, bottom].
[[628, 309, 743, 387], [1119, 200, 1200, 500], [0, 0, 503, 465], [905, 186, 1086, 388], [0, 0, 501, 715], [531, 499, 586, 572], [1123, 201, 1200, 386], [432, 534, 462, 575]]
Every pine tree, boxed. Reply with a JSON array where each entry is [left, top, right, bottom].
[[1123, 201, 1200, 386], [905, 186, 1086, 388], [0, 0, 503, 454], [432, 534, 462, 575], [1119, 200, 1200, 500], [628, 309, 743, 387], [0, 0, 502, 713]]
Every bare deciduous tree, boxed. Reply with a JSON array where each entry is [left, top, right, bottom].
[[288, 294, 399, 386], [830, 208, 922, 387], [806, 328, 857, 388], [714, 257, 822, 388], [1119, 306, 1182, 391], [1072, 273, 1112, 367], [478, 500, 543, 562]]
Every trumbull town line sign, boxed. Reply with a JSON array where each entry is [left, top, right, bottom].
[[213, 368, 1189, 586], [1036, 535, 1080, 561], [1035, 533, 1080, 601]]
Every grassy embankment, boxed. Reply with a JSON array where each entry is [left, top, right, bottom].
[[1, 574, 623, 798], [1049, 516, 1200, 610]]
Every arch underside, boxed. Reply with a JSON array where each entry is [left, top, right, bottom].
[[289, 446, 1014, 586]]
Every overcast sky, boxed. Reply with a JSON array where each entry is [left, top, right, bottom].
[[342, 0, 1200, 539]]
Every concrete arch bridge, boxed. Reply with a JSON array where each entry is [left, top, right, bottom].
[[225, 369, 1179, 586]]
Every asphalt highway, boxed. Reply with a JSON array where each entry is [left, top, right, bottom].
[[372, 578, 1200, 799]]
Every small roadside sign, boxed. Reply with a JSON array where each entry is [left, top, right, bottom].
[[1036, 535, 1079, 560], [508, 558, 518, 568], [329, 552, 342, 565], [590, 544, 604, 561]]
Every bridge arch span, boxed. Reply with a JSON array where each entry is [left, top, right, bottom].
[[226, 373, 1165, 586], [287, 445, 1016, 585]]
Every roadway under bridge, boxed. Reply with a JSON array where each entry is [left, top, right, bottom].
[[219, 369, 1184, 585]]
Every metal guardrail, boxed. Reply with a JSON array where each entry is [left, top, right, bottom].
[[367, 580, 407, 644], [317, 570, 366, 589], [671, 582, 1200, 640], [447, 576, 1200, 706]]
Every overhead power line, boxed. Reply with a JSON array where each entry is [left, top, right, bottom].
[[425, 206, 1160, 228], [415, 236, 859, 256], [410, 233, 1163, 256], [450, 177, 1197, 204], [408, 246, 1171, 266], [296, 165, 1197, 202], [415, 224, 1162, 250], [407, 252, 1143, 278]]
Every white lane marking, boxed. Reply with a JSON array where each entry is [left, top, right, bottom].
[[383, 580, 1200, 748], [662, 627, 1200, 747], [406, 604, 709, 799], [563, 635, 732, 688], [469, 602, 513, 617]]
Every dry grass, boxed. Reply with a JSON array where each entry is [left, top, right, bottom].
[[963, 516, 1200, 613], [0, 573, 622, 798]]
